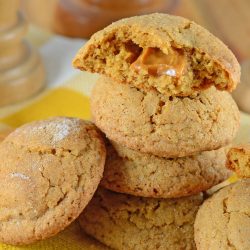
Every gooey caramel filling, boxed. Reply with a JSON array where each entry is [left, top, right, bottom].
[[130, 47, 187, 77]]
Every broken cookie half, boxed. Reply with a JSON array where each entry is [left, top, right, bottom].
[[73, 13, 240, 96], [227, 144, 250, 178]]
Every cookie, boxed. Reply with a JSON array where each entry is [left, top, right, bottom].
[[0, 117, 106, 245], [226, 144, 250, 178], [101, 141, 231, 198], [73, 13, 240, 97], [79, 187, 203, 250], [194, 179, 250, 250], [91, 76, 240, 157]]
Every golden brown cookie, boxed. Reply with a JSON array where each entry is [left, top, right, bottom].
[[91, 76, 240, 157], [194, 179, 250, 250], [79, 187, 203, 250], [0, 117, 106, 245], [101, 141, 231, 198], [226, 144, 250, 178], [73, 13, 240, 96]]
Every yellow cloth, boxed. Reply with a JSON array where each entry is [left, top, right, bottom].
[[0, 27, 249, 250]]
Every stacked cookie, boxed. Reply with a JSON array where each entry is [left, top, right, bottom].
[[73, 13, 240, 249]]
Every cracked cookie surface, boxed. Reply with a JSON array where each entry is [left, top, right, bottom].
[[79, 187, 203, 250], [91, 76, 240, 157], [101, 141, 231, 198], [194, 179, 250, 250], [0, 117, 106, 245], [73, 13, 240, 96]]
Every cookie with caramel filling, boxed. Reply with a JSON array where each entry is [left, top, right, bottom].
[[73, 13, 240, 96]]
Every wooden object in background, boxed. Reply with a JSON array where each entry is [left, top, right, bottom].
[[0, 0, 46, 107]]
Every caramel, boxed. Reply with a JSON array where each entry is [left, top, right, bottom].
[[131, 47, 186, 77]]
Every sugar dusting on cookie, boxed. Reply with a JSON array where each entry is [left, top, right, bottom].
[[10, 172, 30, 180], [51, 118, 81, 143], [18, 117, 82, 145], [52, 119, 73, 142]]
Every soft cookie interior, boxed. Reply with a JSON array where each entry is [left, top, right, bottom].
[[73, 15, 239, 96], [227, 146, 250, 178]]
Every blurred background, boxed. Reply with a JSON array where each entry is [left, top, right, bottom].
[[0, 1, 250, 248], [1, 0, 250, 118], [22, 0, 250, 60]]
